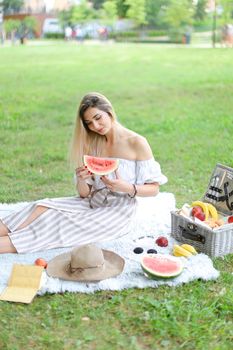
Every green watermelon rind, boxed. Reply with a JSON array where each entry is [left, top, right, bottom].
[[141, 266, 182, 280], [140, 254, 183, 280], [84, 155, 119, 175]]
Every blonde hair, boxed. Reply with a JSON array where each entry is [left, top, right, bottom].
[[70, 92, 117, 167]]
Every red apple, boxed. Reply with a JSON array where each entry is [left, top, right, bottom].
[[155, 236, 168, 247], [191, 206, 205, 221], [191, 206, 203, 216]]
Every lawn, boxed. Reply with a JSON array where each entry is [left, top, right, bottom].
[[0, 41, 232, 350]]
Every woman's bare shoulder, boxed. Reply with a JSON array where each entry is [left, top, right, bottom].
[[127, 132, 153, 160]]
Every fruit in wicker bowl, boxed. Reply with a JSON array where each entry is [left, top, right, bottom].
[[191, 206, 205, 221]]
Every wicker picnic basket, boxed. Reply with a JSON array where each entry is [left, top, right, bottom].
[[171, 163, 233, 257]]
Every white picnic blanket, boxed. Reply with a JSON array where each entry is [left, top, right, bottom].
[[0, 193, 219, 294]]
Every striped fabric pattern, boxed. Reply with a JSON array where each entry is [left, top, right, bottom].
[[3, 158, 167, 253], [3, 192, 136, 253]]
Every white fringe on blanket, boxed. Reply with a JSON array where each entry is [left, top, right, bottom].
[[0, 193, 219, 295]]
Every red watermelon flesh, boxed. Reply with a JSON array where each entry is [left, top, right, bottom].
[[84, 155, 119, 175], [141, 254, 183, 279]]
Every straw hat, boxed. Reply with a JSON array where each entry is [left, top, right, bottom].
[[46, 244, 125, 282]]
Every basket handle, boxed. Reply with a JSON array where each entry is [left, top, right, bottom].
[[179, 225, 205, 244]]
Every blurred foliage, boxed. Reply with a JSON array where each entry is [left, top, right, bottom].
[[57, 0, 232, 34], [2, 0, 23, 13], [59, 0, 97, 27], [162, 0, 194, 28], [194, 0, 208, 22], [3, 0, 230, 44], [18, 16, 37, 40], [116, 0, 130, 18], [3, 18, 20, 43], [91, 0, 105, 10], [100, 0, 118, 25], [43, 32, 64, 39], [145, 0, 170, 28], [125, 0, 147, 26], [218, 0, 233, 26], [3, 16, 37, 44], [70, 0, 97, 25], [3, 0, 233, 32]]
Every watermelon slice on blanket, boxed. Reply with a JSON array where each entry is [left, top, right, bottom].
[[141, 254, 183, 279], [84, 155, 119, 176]]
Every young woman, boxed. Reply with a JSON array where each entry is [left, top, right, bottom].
[[0, 92, 167, 253]]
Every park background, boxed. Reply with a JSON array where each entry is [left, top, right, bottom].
[[1, 1, 233, 47], [0, 1, 233, 350]]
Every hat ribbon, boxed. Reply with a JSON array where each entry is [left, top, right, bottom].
[[66, 261, 104, 274]]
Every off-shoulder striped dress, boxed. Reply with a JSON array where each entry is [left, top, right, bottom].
[[2, 158, 167, 253]]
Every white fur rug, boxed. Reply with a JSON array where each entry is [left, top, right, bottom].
[[0, 193, 219, 295]]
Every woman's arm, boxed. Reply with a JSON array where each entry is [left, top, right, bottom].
[[129, 182, 159, 197], [75, 166, 93, 198], [76, 180, 92, 198], [101, 174, 159, 197]]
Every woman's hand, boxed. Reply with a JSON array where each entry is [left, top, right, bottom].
[[101, 170, 133, 194], [75, 166, 93, 182]]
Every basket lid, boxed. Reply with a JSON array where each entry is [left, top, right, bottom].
[[203, 163, 233, 216]]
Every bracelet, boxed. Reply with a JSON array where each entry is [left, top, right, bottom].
[[128, 184, 137, 198]]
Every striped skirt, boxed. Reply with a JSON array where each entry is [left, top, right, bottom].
[[2, 189, 137, 253]]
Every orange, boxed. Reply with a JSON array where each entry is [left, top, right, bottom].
[[35, 258, 47, 268]]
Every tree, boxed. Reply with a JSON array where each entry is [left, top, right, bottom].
[[59, 7, 73, 28], [101, 0, 118, 25], [162, 0, 194, 43], [194, 0, 208, 22], [145, 0, 170, 28], [163, 0, 194, 28], [4, 18, 20, 43], [70, 1, 96, 26], [91, 0, 105, 10], [116, 0, 129, 18], [3, 0, 23, 13], [125, 0, 147, 27], [18, 16, 37, 44], [59, 1, 96, 28], [218, 0, 233, 25]]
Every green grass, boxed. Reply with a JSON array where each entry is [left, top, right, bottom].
[[0, 42, 233, 349]]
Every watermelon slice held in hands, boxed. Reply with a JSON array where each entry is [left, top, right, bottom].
[[84, 155, 119, 176], [141, 254, 183, 280]]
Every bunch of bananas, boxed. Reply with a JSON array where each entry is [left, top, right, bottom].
[[173, 244, 198, 258], [191, 201, 218, 220]]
